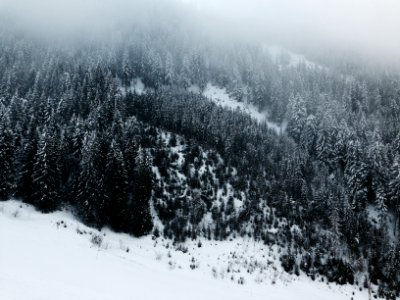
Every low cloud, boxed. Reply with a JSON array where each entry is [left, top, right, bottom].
[[1, 0, 400, 63]]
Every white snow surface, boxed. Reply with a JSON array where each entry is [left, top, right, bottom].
[[0, 200, 369, 300], [202, 83, 286, 134]]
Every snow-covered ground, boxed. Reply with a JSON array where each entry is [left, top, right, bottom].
[[0, 200, 368, 300], [202, 84, 286, 134]]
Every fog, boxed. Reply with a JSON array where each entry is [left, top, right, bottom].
[[1, 0, 400, 64], [183, 0, 400, 64]]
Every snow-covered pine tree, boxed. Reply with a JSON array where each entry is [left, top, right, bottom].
[[389, 155, 400, 235], [0, 113, 15, 200], [131, 146, 153, 236], [31, 126, 61, 212], [376, 187, 388, 229], [344, 139, 369, 213], [286, 93, 307, 143], [76, 131, 108, 227], [105, 139, 129, 231]]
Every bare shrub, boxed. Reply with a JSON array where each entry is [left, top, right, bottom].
[[90, 233, 103, 248]]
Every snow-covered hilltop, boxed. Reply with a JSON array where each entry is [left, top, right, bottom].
[[0, 200, 368, 300]]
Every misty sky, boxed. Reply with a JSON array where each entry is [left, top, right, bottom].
[[1, 0, 400, 63], [183, 0, 400, 62]]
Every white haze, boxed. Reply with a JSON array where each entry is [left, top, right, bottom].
[[1, 0, 400, 64]]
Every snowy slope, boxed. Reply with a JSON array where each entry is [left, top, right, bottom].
[[0, 200, 369, 300], [203, 84, 286, 134]]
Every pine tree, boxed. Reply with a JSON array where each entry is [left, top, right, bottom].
[[345, 140, 369, 213], [0, 113, 15, 200], [57, 114, 85, 204], [121, 48, 133, 87], [31, 126, 61, 212], [328, 193, 341, 235], [286, 93, 307, 143], [131, 146, 153, 236], [76, 132, 108, 227], [16, 116, 39, 202], [333, 122, 350, 171], [315, 128, 334, 166], [382, 242, 400, 295], [164, 52, 175, 85], [376, 187, 388, 229], [389, 155, 400, 235], [368, 131, 389, 188], [300, 114, 317, 153], [105, 139, 129, 231]]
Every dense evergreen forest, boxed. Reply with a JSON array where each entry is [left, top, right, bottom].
[[1, 17, 400, 298]]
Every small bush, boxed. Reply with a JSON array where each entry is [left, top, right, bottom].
[[176, 244, 188, 253], [90, 233, 103, 248], [190, 257, 199, 270], [212, 267, 218, 278], [281, 254, 296, 274]]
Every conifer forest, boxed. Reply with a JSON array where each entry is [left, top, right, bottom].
[[1, 0, 400, 298]]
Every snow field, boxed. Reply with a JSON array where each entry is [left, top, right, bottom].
[[0, 200, 369, 300]]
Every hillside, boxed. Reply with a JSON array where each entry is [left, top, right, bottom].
[[0, 200, 369, 300], [1, 0, 400, 298]]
